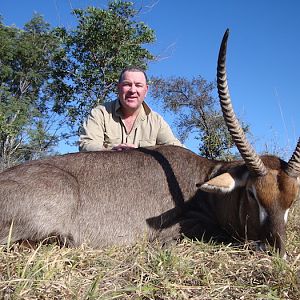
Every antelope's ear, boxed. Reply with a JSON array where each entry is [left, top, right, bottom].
[[199, 171, 248, 194]]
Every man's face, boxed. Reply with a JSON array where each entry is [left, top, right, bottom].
[[118, 71, 148, 113]]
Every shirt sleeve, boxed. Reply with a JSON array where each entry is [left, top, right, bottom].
[[79, 106, 106, 151], [156, 115, 184, 147]]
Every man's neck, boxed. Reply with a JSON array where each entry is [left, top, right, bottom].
[[121, 106, 142, 120], [120, 105, 142, 134]]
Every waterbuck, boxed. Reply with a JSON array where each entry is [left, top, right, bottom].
[[0, 30, 299, 257]]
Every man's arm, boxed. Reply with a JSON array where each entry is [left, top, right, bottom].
[[79, 107, 105, 151], [156, 115, 184, 147]]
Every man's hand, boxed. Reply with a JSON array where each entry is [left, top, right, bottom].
[[112, 143, 137, 151]]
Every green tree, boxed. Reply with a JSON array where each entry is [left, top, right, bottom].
[[51, 0, 156, 131], [0, 1, 156, 169], [150, 76, 249, 159], [0, 14, 65, 169]]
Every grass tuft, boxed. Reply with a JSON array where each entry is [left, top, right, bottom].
[[0, 201, 299, 299]]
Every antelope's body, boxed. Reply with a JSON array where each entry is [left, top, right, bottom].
[[0, 146, 214, 247], [0, 30, 299, 256]]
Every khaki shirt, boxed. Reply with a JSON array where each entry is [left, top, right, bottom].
[[79, 100, 183, 151]]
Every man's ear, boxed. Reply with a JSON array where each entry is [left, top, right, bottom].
[[145, 84, 149, 97], [198, 170, 248, 194]]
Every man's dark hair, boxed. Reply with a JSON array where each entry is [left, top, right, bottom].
[[118, 66, 148, 83]]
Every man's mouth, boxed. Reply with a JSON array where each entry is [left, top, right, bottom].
[[126, 97, 137, 101]]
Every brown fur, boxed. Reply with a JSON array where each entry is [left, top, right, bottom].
[[0, 147, 298, 257], [254, 170, 280, 208]]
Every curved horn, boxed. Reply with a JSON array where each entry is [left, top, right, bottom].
[[285, 138, 300, 177], [217, 29, 267, 177]]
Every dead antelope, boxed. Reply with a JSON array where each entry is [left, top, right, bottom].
[[0, 30, 299, 257]]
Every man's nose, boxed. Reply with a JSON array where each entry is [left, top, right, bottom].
[[129, 84, 137, 92]]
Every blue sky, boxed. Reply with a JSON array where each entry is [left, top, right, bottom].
[[1, 0, 300, 158]]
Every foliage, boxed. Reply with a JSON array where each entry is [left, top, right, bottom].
[[0, 14, 63, 169], [51, 0, 156, 131], [150, 75, 249, 159], [0, 202, 299, 299], [0, 1, 156, 169]]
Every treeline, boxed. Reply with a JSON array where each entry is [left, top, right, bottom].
[[0, 0, 242, 170]]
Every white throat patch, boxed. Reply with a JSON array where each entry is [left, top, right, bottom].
[[258, 201, 268, 225], [284, 209, 289, 224], [250, 187, 268, 225]]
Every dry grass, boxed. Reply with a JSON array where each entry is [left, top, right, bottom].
[[0, 201, 299, 300]]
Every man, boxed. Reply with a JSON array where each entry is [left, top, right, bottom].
[[79, 66, 183, 151]]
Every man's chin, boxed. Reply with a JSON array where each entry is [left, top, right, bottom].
[[125, 99, 138, 104], [124, 103, 139, 110]]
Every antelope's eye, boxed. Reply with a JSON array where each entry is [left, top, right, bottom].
[[248, 189, 256, 199]]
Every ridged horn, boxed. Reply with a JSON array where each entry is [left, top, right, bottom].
[[285, 138, 300, 177], [217, 29, 268, 177]]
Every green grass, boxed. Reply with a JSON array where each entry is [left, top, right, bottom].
[[0, 201, 299, 300]]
